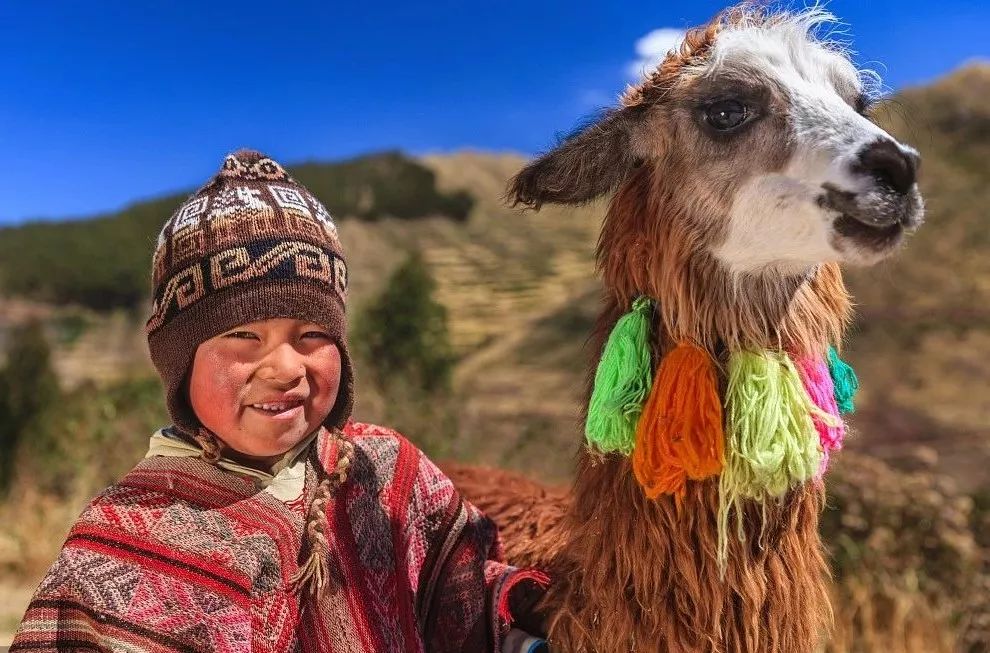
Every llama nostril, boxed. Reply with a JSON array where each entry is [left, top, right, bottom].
[[855, 139, 918, 195]]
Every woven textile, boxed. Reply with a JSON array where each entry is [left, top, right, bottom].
[[12, 422, 545, 652]]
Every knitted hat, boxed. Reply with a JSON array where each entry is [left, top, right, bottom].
[[145, 149, 353, 438]]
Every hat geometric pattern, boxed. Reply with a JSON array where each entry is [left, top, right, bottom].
[[148, 154, 345, 335]]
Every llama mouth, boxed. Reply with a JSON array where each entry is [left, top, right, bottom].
[[819, 184, 913, 253], [832, 214, 904, 251]]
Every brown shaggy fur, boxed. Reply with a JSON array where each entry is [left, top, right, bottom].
[[453, 277, 840, 651], [447, 458, 831, 653], [544, 461, 828, 653], [443, 464, 570, 569], [451, 6, 862, 652]]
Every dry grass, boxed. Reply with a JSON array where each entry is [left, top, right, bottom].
[[0, 485, 86, 647], [0, 581, 34, 646], [823, 452, 982, 652]]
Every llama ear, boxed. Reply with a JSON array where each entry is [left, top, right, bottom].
[[507, 108, 641, 210]]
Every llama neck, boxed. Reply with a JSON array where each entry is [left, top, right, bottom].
[[661, 260, 852, 356], [606, 256, 852, 358], [541, 255, 843, 652], [541, 288, 836, 650]]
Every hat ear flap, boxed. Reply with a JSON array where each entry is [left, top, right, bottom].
[[507, 107, 642, 210]]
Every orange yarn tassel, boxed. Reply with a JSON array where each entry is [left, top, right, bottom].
[[632, 343, 725, 498]]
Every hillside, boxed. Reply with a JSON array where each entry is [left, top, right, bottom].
[[0, 151, 473, 310], [842, 63, 990, 490], [0, 153, 605, 396], [2, 66, 987, 486]]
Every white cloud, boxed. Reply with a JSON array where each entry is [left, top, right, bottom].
[[626, 27, 687, 80]]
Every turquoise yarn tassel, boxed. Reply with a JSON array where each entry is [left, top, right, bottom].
[[826, 346, 859, 414], [585, 296, 654, 454]]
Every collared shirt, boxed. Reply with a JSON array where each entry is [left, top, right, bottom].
[[145, 427, 319, 502]]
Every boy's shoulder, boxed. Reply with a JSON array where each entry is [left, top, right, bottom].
[[53, 467, 217, 557], [77, 455, 258, 520], [341, 420, 422, 460], [336, 420, 451, 492], [343, 420, 408, 441]]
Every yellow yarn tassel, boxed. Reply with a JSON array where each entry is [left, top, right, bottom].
[[717, 350, 823, 570], [632, 343, 725, 498]]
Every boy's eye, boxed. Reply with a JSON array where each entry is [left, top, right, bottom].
[[303, 331, 332, 340], [224, 331, 258, 340]]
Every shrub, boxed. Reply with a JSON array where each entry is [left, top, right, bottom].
[[0, 321, 60, 493], [823, 451, 982, 652], [356, 251, 455, 393], [353, 251, 458, 456]]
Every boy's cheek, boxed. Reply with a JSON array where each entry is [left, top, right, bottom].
[[189, 365, 249, 426], [316, 367, 342, 409], [192, 387, 243, 431], [308, 349, 342, 409]]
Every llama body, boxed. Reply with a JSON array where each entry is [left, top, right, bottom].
[[449, 7, 924, 653]]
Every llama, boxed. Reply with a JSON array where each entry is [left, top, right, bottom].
[[447, 7, 924, 652]]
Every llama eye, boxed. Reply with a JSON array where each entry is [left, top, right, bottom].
[[704, 100, 749, 131]]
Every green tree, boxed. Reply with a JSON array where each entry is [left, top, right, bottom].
[[358, 252, 455, 393], [355, 252, 458, 457], [0, 320, 60, 492]]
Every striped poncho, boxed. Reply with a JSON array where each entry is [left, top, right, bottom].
[[12, 421, 547, 652]]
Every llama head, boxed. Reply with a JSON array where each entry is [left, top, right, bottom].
[[509, 7, 924, 278]]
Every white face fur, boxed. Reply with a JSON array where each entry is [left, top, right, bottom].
[[705, 20, 924, 275]]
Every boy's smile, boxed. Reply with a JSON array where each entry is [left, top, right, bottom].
[[246, 397, 305, 419], [188, 317, 342, 467]]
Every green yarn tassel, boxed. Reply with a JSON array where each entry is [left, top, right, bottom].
[[717, 350, 823, 570], [585, 296, 654, 455], [827, 346, 859, 414]]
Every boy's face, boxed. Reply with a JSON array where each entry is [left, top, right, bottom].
[[188, 318, 341, 461]]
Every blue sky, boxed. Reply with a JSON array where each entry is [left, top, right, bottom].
[[1, 0, 986, 225]]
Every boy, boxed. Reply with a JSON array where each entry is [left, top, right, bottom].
[[11, 150, 547, 652]]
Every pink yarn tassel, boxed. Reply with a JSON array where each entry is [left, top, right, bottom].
[[795, 355, 844, 473]]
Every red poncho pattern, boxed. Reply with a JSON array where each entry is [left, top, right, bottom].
[[12, 421, 546, 652]]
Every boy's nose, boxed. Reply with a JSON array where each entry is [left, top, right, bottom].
[[258, 344, 306, 385]]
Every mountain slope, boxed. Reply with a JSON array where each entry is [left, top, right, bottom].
[[0, 151, 473, 310], [842, 64, 990, 490], [1, 65, 986, 487]]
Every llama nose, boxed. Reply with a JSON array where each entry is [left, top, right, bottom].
[[855, 139, 919, 195]]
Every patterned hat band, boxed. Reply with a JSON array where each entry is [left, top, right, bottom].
[[146, 239, 347, 335], [150, 180, 341, 283]]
